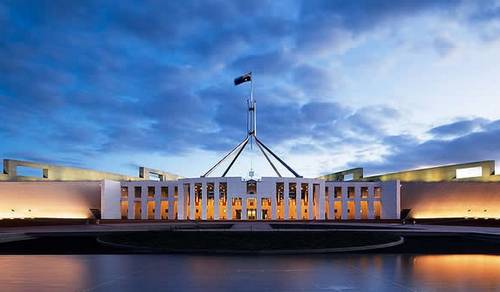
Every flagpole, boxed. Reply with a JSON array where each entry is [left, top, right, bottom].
[[249, 75, 254, 177], [201, 72, 301, 178], [251, 75, 256, 137], [249, 74, 254, 150]]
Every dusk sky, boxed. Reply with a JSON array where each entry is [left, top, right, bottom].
[[1, 0, 500, 178]]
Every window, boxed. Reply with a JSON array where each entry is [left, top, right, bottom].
[[456, 166, 482, 179], [219, 183, 227, 205], [148, 173, 161, 181], [16, 166, 44, 178], [289, 183, 297, 200], [361, 187, 368, 199], [246, 180, 257, 194], [134, 186, 141, 198], [121, 187, 128, 199], [276, 183, 284, 202], [161, 187, 168, 198], [148, 186, 155, 199], [348, 187, 355, 199], [207, 183, 215, 199], [334, 187, 342, 198], [344, 173, 353, 181], [195, 183, 202, 203]]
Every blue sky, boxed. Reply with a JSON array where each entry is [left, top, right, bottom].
[[1, 0, 500, 178]]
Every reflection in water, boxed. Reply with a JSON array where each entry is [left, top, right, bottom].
[[411, 255, 500, 289], [0, 255, 88, 291], [0, 254, 498, 291]]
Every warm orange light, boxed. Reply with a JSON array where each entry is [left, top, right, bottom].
[[412, 255, 500, 285]]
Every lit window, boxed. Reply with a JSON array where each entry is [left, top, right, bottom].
[[456, 166, 482, 179]]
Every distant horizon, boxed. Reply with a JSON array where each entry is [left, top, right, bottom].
[[1, 0, 500, 178]]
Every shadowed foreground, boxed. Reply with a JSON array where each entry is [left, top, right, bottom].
[[98, 231, 402, 253]]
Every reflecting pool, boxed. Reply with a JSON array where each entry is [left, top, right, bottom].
[[0, 254, 498, 291]]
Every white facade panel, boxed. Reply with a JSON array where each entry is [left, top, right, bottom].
[[101, 180, 121, 219]]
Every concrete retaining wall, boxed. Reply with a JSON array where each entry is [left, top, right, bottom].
[[0, 181, 101, 219], [402, 182, 500, 219]]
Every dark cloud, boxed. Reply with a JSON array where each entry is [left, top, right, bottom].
[[358, 119, 500, 175], [343, 106, 400, 137], [468, 1, 500, 22], [428, 118, 487, 138], [292, 65, 335, 96], [230, 50, 297, 75], [296, 0, 462, 54], [0, 0, 498, 176]]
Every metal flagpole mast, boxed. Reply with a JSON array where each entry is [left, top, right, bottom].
[[248, 75, 254, 177], [201, 72, 301, 178], [249, 76, 255, 149]]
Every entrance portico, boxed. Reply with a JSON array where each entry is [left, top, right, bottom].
[[116, 176, 400, 221]]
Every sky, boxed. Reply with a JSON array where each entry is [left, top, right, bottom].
[[1, 0, 500, 178]]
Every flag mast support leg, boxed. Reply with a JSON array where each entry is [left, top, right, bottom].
[[201, 72, 301, 178], [222, 137, 250, 177], [201, 136, 249, 177], [256, 140, 282, 177], [255, 136, 302, 178]]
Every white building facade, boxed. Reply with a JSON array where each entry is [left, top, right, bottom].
[[102, 177, 401, 220]]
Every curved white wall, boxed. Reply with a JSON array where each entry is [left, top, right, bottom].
[[0, 181, 101, 219], [402, 182, 500, 219]]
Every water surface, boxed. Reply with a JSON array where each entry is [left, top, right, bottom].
[[0, 254, 498, 291]]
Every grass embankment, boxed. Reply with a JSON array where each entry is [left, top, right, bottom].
[[98, 231, 401, 252]]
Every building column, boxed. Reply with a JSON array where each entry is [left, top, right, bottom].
[[168, 185, 175, 220], [214, 182, 220, 220], [295, 180, 301, 220], [226, 194, 232, 220], [284, 181, 290, 220], [178, 183, 185, 220], [201, 181, 207, 220], [341, 186, 348, 220], [271, 184, 277, 220], [328, 185, 334, 220], [154, 185, 161, 220], [127, 185, 135, 219], [368, 186, 375, 219], [354, 186, 361, 220], [141, 185, 148, 220], [189, 183, 195, 220], [256, 196, 262, 220], [307, 182, 313, 220], [241, 197, 247, 220], [319, 181, 326, 220]]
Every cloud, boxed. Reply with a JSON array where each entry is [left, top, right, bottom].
[[230, 50, 297, 75], [428, 118, 488, 138], [292, 65, 337, 96], [433, 36, 456, 57], [295, 0, 462, 54], [357, 118, 500, 175], [1, 0, 500, 177]]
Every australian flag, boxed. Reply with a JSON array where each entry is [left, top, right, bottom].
[[234, 72, 252, 86]]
